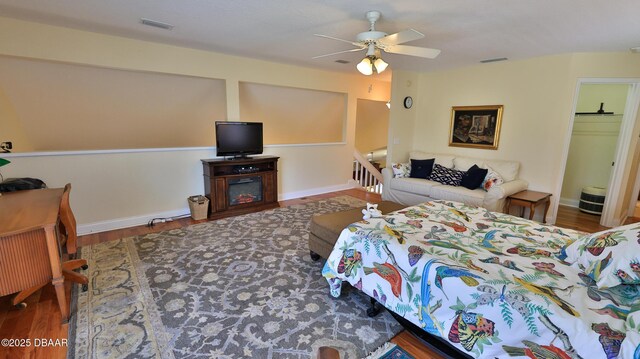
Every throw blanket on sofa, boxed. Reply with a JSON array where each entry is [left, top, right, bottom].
[[322, 201, 640, 358]]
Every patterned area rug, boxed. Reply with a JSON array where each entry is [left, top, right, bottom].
[[68, 196, 402, 359], [364, 342, 415, 359]]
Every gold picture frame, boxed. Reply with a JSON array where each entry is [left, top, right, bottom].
[[449, 105, 503, 150]]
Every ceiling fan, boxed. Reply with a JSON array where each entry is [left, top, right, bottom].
[[314, 10, 441, 75]]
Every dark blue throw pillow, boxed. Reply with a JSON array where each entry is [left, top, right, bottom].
[[460, 164, 488, 190], [410, 158, 435, 179]]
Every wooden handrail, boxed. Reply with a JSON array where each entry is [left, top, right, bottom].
[[353, 150, 383, 184]]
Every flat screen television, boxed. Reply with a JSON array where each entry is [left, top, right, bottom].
[[215, 121, 263, 158]]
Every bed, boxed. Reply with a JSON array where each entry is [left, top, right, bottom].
[[322, 200, 640, 358]]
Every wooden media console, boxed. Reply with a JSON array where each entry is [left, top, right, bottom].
[[201, 156, 279, 219]]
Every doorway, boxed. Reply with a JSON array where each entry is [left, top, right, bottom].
[[557, 79, 640, 227], [355, 99, 390, 169]]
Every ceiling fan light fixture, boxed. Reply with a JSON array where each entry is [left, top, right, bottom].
[[357, 57, 374, 75], [373, 57, 388, 73]]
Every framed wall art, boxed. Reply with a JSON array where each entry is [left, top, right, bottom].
[[449, 105, 503, 150]]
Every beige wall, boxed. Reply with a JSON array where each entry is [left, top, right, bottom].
[[387, 70, 421, 163], [0, 55, 227, 151], [0, 17, 390, 232], [239, 82, 345, 144], [355, 99, 389, 154], [0, 85, 33, 152], [397, 52, 640, 223]]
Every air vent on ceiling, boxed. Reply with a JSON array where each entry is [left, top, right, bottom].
[[480, 57, 508, 63], [140, 18, 174, 30], [335, 60, 350, 64]]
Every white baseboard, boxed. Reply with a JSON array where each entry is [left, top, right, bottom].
[[559, 197, 579, 208], [77, 207, 190, 235], [78, 183, 356, 235], [278, 183, 355, 201]]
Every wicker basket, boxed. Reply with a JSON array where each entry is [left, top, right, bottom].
[[188, 195, 209, 220]]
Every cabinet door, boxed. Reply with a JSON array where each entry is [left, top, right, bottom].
[[214, 178, 227, 212], [263, 172, 276, 203]]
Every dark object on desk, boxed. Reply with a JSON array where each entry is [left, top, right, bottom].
[[0, 177, 47, 192]]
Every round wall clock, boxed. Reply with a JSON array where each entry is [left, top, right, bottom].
[[403, 96, 413, 109]]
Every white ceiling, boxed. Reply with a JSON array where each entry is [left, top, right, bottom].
[[1, 0, 639, 78]]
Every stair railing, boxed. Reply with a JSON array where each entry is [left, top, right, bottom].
[[353, 150, 383, 194]]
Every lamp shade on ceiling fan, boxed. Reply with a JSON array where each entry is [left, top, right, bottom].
[[357, 57, 374, 75], [373, 58, 388, 73], [356, 56, 388, 75]]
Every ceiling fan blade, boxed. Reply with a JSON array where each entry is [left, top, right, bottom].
[[314, 34, 361, 47], [378, 29, 424, 46], [385, 44, 441, 59], [312, 48, 365, 59]]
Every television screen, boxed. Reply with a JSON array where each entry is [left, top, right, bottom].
[[215, 121, 263, 158]]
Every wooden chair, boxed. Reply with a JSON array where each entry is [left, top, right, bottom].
[[10, 184, 88, 308], [59, 183, 89, 291]]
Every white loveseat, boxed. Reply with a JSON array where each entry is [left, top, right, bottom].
[[382, 151, 529, 212]]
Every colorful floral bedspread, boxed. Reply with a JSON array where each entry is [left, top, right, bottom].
[[322, 201, 640, 358]]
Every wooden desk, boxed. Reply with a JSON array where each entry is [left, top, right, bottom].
[[0, 188, 68, 323], [505, 190, 552, 223]]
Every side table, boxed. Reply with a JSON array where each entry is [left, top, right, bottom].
[[505, 190, 552, 223]]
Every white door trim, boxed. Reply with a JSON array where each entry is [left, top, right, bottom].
[[601, 83, 640, 226]]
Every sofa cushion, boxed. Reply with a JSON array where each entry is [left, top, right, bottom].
[[410, 158, 435, 179], [454, 157, 483, 171], [410, 151, 455, 168], [390, 177, 440, 196], [429, 185, 485, 207], [461, 164, 488, 190], [484, 160, 519, 182], [428, 164, 464, 186]]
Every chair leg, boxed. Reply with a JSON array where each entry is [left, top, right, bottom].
[[62, 258, 88, 271], [63, 269, 88, 285], [12, 283, 47, 307]]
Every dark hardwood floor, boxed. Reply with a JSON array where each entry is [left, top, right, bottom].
[[1, 189, 636, 359]]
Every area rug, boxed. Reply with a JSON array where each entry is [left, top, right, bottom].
[[68, 196, 403, 359], [364, 342, 415, 359]]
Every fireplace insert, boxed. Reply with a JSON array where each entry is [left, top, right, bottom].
[[228, 176, 262, 206]]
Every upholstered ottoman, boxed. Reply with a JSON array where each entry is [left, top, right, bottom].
[[308, 201, 406, 261]]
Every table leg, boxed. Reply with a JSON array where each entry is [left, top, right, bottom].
[[529, 203, 536, 220], [542, 197, 551, 224], [44, 226, 69, 323]]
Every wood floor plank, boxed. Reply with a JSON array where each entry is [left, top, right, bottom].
[[391, 330, 444, 358]]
